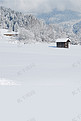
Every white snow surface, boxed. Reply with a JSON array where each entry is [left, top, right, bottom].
[[0, 35, 81, 121], [56, 38, 71, 42]]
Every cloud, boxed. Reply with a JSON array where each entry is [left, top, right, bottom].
[[1, 0, 81, 13]]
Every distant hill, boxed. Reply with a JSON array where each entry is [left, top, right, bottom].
[[37, 9, 81, 24]]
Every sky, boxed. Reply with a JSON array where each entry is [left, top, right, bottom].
[[0, 0, 81, 13]]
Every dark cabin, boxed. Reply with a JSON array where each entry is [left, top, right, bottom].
[[56, 38, 71, 48]]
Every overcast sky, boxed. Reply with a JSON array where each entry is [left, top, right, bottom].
[[0, 0, 81, 13]]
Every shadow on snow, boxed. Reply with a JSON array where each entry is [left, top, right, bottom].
[[48, 46, 57, 48]]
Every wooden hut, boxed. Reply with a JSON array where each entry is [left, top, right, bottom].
[[56, 38, 71, 48], [4, 33, 18, 36], [4, 32, 18, 37]]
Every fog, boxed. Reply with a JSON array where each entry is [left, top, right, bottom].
[[0, 0, 81, 13]]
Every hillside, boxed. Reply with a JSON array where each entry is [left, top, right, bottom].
[[0, 6, 81, 44], [0, 6, 55, 43]]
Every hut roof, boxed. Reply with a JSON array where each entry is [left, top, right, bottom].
[[56, 38, 71, 42], [4, 31, 18, 35]]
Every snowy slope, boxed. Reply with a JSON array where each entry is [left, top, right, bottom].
[[0, 39, 81, 121]]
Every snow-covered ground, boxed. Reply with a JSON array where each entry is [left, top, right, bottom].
[[0, 36, 81, 121]]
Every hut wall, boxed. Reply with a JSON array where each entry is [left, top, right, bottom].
[[57, 42, 65, 48]]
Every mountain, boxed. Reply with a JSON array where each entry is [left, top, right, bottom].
[[0, 6, 81, 45], [37, 9, 81, 24], [0, 6, 55, 43]]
